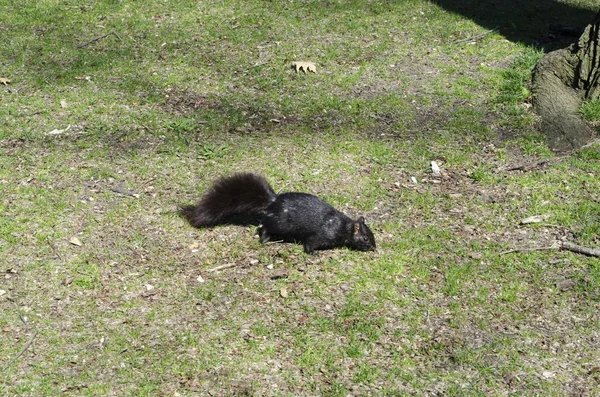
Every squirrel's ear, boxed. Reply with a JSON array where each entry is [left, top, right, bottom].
[[353, 217, 365, 235]]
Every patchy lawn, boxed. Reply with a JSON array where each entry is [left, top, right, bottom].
[[1, 0, 599, 395]]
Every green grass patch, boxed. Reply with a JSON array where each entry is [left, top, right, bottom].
[[1, 0, 599, 395]]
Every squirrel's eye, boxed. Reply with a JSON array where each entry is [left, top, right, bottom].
[[363, 236, 369, 242]]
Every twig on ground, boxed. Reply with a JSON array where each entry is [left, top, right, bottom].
[[3, 329, 38, 370], [23, 110, 45, 117], [78, 31, 122, 48], [4, 309, 38, 370], [206, 259, 264, 272], [46, 237, 62, 261], [497, 158, 557, 172], [453, 27, 498, 44], [77, 270, 95, 278], [578, 137, 600, 150], [582, 183, 600, 204], [499, 139, 599, 173], [19, 311, 29, 333], [498, 245, 559, 255], [560, 241, 600, 257], [110, 184, 140, 198], [207, 263, 240, 272], [499, 241, 600, 257]]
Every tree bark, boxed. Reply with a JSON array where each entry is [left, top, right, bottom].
[[532, 11, 600, 151]]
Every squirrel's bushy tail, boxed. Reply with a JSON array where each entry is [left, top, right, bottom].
[[180, 173, 276, 228]]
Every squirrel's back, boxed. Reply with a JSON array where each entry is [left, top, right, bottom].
[[179, 173, 276, 228]]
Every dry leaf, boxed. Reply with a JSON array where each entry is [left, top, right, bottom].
[[0, 77, 11, 85], [521, 214, 550, 224], [144, 284, 155, 291], [196, 275, 205, 283], [0, 289, 6, 296], [271, 270, 289, 280], [60, 100, 68, 108], [541, 370, 555, 379], [291, 61, 317, 74], [46, 125, 72, 136], [280, 287, 288, 298], [431, 161, 441, 176], [69, 236, 82, 246]]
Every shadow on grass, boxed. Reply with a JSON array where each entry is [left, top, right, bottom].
[[432, 0, 597, 51]]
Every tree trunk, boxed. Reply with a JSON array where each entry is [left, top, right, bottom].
[[532, 11, 600, 151]]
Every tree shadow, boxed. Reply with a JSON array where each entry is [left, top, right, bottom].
[[432, 0, 597, 51]]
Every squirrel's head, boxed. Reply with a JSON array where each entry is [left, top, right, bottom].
[[350, 216, 376, 252]]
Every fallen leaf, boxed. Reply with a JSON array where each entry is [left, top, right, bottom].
[[196, 275, 205, 283], [0, 77, 11, 85], [69, 236, 82, 246], [144, 284, 155, 291], [521, 214, 550, 224], [280, 287, 288, 298], [0, 289, 6, 296], [541, 370, 555, 379], [271, 270, 289, 280], [291, 61, 317, 74], [60, 100, 68, 108], [431, 160, 441, 176], [46, 125, 72, 136]]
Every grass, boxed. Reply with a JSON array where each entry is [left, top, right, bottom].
[[580, 98, 600, 122], [1, 0, 600, 395]]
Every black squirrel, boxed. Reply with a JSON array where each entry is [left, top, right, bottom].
[[180, 173, 376, 254]]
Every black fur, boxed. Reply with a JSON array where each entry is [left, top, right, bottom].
[[180, 173, 376, 254], [179, 173, 275, 228]]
